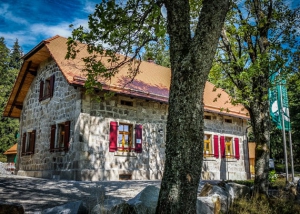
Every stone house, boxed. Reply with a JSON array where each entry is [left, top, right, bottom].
[[4, 35, 250, 181]]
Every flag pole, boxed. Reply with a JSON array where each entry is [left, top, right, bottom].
[[287, 108, 295, 183], [279, 83, 289, 183]]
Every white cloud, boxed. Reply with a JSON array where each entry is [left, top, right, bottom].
[[83, 1, 97, 14], [0, 3, 28, 25]]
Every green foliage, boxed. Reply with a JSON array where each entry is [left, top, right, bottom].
[[66, 0, 167, 93], [0, 37, 20, 154], [268, 170, 278, 184]]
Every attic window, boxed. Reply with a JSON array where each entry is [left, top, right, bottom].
[[39, 75, 55, 101], [120, 100, 133, 107], [204, 115, 212, 120], [225, 119, 233, 123]]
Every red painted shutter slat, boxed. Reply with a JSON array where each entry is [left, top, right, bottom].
[[29, 130, 36, 154], [22, 133, 26, 155], [213, 135, 219, 158], [220, 136, 225, 158], [50, 75, 55, 98], [135, 124, 143, 153], [64, 121, 70, 151], [50, 125, 56, 152], [39, 81, 44, 101], [234, 138, 240, 160], [109, 122, 118, 152]]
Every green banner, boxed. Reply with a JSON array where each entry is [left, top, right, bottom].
[[269, 74, 290, 131]]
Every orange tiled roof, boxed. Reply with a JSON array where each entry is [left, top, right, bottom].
[[4, 35, 249, 119], [3, 143, 17, 155]]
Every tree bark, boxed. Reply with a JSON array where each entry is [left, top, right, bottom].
[[156, 0, 229, 213], [248, 100, 270, 195]]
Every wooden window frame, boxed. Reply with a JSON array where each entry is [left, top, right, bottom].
[[225, 136, 234, 158], [203, 134, 213, 157], [21, 130, 36, 156], [118, 123, 134, 152], [50, 121, 70, 152], [39, 75, 55, 101]]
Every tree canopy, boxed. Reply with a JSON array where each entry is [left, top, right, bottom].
[[209, 0, 300, 192], [67, 0, 229, 212]]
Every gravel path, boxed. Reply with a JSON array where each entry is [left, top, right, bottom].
[[0, 174, 161, 213]]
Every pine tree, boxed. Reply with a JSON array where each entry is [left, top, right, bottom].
[[9, 39, 22, 70], [0, 37, 19, 155]]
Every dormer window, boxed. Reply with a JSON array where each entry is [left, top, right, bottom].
[[39, 75, 55, 101]]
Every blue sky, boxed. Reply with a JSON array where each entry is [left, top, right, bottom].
[[0, 0, 100, 53], [1, 0, 299, 54]]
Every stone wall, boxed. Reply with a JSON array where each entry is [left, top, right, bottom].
[[16, 58, 249, 181], [17, 58, 82, 179]]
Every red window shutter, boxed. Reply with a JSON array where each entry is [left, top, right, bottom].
[[50, 125, 56, 152], [109, 121, 118, 152], [64, 121, 70, 151], [22, 133, 26, 155], [135, 124, 143, 153], [39, 81, 44, 101], [29, 130, 36, 154], [234, 138, 240, 160], [220, 136, 225, 158], [50, 75, 55, 98], [213, 135, 219, 158]]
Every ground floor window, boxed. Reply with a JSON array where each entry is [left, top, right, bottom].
[[21, 130, 36, 156], [118, 123, 134, 152], [204, 134, 213, 157], [50, 121, 70, 152]]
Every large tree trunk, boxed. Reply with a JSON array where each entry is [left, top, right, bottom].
[[156, 1, 229, 213], [248, 100, 270, 195]]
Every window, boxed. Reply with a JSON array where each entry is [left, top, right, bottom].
[[120, 100, 133, 107], [118, 123, 134, 151], [203, 134, 212, 157], [225, 137, 233, 157], [21, 130, 36, 156], [204, 115, 212, 120], [50, 121, 70, 152], [39, 75, 55, 101], [109, 122, 143, 153], [220, 136, 240, 159], [225, 118, 232, 123]]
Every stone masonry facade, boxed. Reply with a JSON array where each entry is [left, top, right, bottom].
[[17, 58, 249, 181]]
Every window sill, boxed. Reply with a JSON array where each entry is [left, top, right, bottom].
[[203, 157, 217, 161], [40, 97, 51, 104], [221, 157, 238, 162], [50, 148, 67, 154], [114, 151, 137, 157]]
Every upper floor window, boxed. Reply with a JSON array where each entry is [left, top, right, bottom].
[[50, 121, 70, 152], [21, 130, 36, 156], [39, 75, 55, 101], [225, 118, 233, 123]]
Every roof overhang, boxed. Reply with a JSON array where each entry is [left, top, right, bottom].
[[3, 43, 51, 118]]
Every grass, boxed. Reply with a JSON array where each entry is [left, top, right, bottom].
[[229, 177, 300, 214], [229, 194, 300, 214]]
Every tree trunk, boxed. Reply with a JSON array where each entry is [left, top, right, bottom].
[[248, 100, 270, 195], [156, 0, 229, 213]]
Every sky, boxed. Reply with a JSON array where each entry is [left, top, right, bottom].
[[1, 0, 299, 54], [0, 0, 100, 53]]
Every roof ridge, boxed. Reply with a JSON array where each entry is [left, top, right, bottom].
[[44, 35, 61, 43]]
